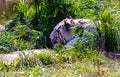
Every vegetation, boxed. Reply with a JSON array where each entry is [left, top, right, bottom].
[[0, 0, 120, 77], [0, 49, 120, 77], [0, 0, 119, 52]]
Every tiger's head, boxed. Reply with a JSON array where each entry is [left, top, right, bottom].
[[49, 16, 74, 46], [64, 15, 90, 28]]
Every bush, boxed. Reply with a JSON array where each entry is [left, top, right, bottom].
[[4, 0, 79, 48], [94, 1, 120, 52], [0, 32, 16, 53], [28, 0, 77, 47], [2, 0, 120, 52], [71, 0, 120, 52], [0, 24, 42, 53]]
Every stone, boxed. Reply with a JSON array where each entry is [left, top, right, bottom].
[[0, 25, 5, 32]]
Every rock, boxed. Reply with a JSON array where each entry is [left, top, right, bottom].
[[0, 25, 5, 32], [0, 49, 51, 64]]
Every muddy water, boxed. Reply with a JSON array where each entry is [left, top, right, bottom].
[[0, 0, 17, 19]]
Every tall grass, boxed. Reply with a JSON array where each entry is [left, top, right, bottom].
[[0, 0, 120, 77], [1, 0, 120, 52], [94, 1, 120, 52]]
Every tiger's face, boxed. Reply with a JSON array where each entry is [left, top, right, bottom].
[[49, 16, 74, 46], [64, 17, 90, 28]]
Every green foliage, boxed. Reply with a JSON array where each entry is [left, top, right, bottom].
[[0, 48, 113, 77], [72, 25, 84, 36], [15, 2, 28, 22], [0, 0, 120, 77], [70, 0, 101, 18], [2, 11, 9, 19], [3, 0, 75, 48], [28, 0, 76, 47], [94, 2, 120, 52], [72, 25, 98, 51], [0, 0, 119, 53], [0, 32, 16, 53], [70, 0, 120, 52], [0, 24, 42, 53], [5, 17, 18, 31]]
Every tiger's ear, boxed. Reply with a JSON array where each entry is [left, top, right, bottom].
[[66, 15, 73, 19]]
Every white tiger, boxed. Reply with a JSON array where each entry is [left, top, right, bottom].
[[49, 16, 99, 47]]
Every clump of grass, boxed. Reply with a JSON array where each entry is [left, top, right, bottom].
[[1, 48, 120, 77], [95, 5, 120, 52]]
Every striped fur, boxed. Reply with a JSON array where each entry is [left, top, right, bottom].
[[49, 16, 97, 46]]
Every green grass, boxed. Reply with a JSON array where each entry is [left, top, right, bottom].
[[0, 0, 120, 77], [0, 49, 120, 77]]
